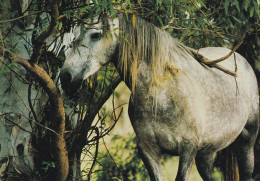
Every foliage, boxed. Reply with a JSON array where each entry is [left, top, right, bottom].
[[57, 0, 259, 49], [77, 63, 119, 113], [41, 161, 56, 173], [0, 60, 18, 73], [93, 134, 149, 181]]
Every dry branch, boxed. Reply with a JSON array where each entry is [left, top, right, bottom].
[[191, 24, 258, 77], [188, 45, 237, 77], [187, 27, 254, 77], [0, 12, 40, 23]]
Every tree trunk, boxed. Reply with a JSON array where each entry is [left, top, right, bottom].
[[0, 0, 69, 180]]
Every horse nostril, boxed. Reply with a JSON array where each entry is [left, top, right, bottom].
[[60, 70, 83, 97], [60, 70, 72, 91]]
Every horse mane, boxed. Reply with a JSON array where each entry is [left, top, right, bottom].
[[117, 14, 193, 92]]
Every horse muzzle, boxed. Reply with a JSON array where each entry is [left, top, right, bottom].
[[59, 70, 83, 97]]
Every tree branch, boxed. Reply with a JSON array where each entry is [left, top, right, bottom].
[[30, 0, 59, 65], [87, 127, 99, 181], [0, 45, 69, 181], [187, 28, 254, 77], [67, 75, 121, 157], [188, 24, 258, 77], [0, 12, 40, 23]]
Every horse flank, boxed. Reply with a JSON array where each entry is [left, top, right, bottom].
[[117, 14, 193, 93]]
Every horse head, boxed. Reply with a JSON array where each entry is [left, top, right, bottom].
[[60, 15, 119, 96]]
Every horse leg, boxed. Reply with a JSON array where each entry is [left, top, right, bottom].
[[195, 154, 214, 181], [176, 142, 197, 181], [137, 143, 163, 181], [233, 115, 259, 181]]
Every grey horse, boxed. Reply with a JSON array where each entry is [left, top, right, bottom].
[[60, 13, 259, 181]]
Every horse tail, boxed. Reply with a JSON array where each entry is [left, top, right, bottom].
[[217, 147, 239, 181]]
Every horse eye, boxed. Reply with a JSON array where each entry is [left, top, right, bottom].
[[90, 32, 102, 40]]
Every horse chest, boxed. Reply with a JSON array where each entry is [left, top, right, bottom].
[[129, 79, 201, 154]]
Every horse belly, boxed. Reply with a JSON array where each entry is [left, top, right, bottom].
[[196, 66, 257, 153]]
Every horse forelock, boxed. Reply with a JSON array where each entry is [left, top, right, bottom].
[[117, 14, 192, 92]]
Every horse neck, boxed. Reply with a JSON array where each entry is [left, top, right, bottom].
[[114, 59, 134, 91]]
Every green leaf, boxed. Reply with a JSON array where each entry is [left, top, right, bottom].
[[8, 61, 18, 68], [224, 0, 230, 14], [232, 16, 241, 23], [0, 65, 10, 73], [250, 6, 254, 17], [253, 0, 259, 16], [109, 4, 114, 15], [58, 21, 62, 30], [93, 0, 98, 5], [233, 0, 240, 12], [197, 0, 207, 8], [96, 6, 101, 13], [103, 0, 107, 11], [157, 16, 164, 26], [243, 0, 250, 11]]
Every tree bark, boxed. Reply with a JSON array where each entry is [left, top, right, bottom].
[[0, 0, 69, 180]]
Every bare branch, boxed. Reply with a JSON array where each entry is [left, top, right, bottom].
[[87, 127, 99, 181], [30, 0, 60, 65], [187, 28, 252, 77], [28, 81, 39, 124], [0, 112, 60, 136], [3, 74, 31, 112], [0, 12, 40, 23], [195, 38, 243, 66], [188, 46, 238, 77], [187, 25, 258, 77], [4, 117, 33, 134]]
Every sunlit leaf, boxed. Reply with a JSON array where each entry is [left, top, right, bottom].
[[224, 0, 230, 14], [233, 0, 240, 12], [243, 0, 251, 11], [197, 0, 207, 8], [232, 16, 241, 23], [250, 6, 255, 17]]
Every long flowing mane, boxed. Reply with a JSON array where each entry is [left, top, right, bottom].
[[117, 14, 193, 92]]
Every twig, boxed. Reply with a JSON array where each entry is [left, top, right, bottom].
[[100, 108, 123, 138], [188, 22, 258, 77], [187, 28, 251, 77], [210, 64, 237, 77], [162, 17, 178, 30], [0, 46, 64, 138], [190, 0, 225, 40], [0, 112, 60, 137], [0, 32, 4, 68], [30, 0, 60, 64], [4, 117, 33, 134], [188, 46, 237, 77], [3, 74, 31, 112], [87, 127, 99, 181], [234, 53, 239, 95], [102, 137, 118, 167], [28, 80, 39, 124], [0, 12, 40, 23]]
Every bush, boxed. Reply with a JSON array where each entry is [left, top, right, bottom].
[[93, 134, 148, 181]]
